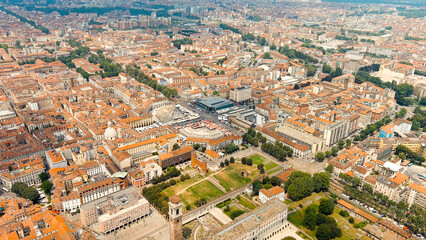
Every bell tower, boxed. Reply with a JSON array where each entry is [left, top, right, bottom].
[[169, 195, 183, 240]]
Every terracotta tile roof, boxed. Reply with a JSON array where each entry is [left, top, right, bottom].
[[409, 183, 426, 195], [354, 208, 379, 223], [259, 186, 284, 198], [158, 146, 194, 161], [337, 199, 355, 210]]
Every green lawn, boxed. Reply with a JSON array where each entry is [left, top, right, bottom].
[[180, 180, 224, 208], [289, 192, 326, 209], [163, 174, 205, 197], [250, 154, 266, 165], [236, 195, 256, 210], [213, 163, 258, 192], [267, 166, 283, 175], [331, 208, 370, 240], [288, 210, 304, 227], [222, 203, 247, 220], [264, 161, 278, 171], [249, 154, 278, 171], [216, 198, 232, 208], [288, 195, 370, 240]]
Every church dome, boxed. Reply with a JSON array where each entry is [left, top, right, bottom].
[[104, 121, 117, 140]]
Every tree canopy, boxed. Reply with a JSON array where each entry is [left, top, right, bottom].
[[286, 171, 314, 201]]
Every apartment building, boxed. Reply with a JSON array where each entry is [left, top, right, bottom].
[[78, 177, 123, 205], [46, 149, 68, 169], [229, 86, 252, 103], [141, 162, 162, 183], [0, 156, 45, 189], [404, 183, 426, 209], [158, 146, 194, 169]]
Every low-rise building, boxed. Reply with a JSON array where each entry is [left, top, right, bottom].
[[259, 186, 285, 204]]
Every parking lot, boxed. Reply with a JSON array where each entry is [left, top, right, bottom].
[[402, 164, 426, 183]]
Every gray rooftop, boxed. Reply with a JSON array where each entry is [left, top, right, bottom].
[[80, 186, 141, 211], [195, 97, 234, 108]]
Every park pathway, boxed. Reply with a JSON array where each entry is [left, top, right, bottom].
[[176, 168, 226, 195]]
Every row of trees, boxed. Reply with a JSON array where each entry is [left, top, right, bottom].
[[151, 166, 181, 185], [257, 163, 266, 174], [142, 181, 174, 216], [261, 141, 293, 162], [242, 128, 266, 147], [301, 43, 326, 55], [353, 116, 392, 143], [241, 33, 268, 46], [220, 157, 235, 168], [278, 45, 319, 64], [284, 171, 330, 201], [315, 140, 351, 162], [395, 107, 407, 119], [340, 173, 426, 236], [0, 7, 49, 33], [125, 65, 178, 98], [219, 23, 240, 34], [241, 157, 253, 166]]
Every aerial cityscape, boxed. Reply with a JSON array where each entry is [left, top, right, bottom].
[[0, 0, 424, 239]]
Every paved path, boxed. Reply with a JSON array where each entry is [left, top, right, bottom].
[[182, 187, 246, 224], [177, 168, 226, 195]]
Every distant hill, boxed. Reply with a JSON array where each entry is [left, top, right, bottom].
[[323, 0, 425, 7]]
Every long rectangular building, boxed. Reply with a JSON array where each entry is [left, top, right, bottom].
[[78, 177, 123, 204], [206, 198, 289, 240], [158, 146, 194, 169]]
